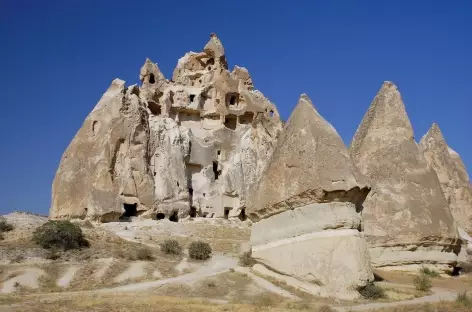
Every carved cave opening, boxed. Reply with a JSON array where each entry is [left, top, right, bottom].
[[169, 211, 179, 222], [148, 101, 161, 115], [190, 206, 197, 218], [224, 115, 237, 130], [189, 94, 195, 103], [155, 213, 165, 220], [239, 208, 247, 221], [239, 112, 254, 124], [149, 73, 155, 84], [120, 203, 137, 221], [224, 207, 231, 219], [213, 161, 221, 180]]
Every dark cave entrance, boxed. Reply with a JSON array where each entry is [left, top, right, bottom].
[[190, 206, 197, 218], [238, 208, 247, 221], [224, 207, 231, 219], [169, 211, 179, 222], [155, 213, 165, 220], [119, 203, 137, 221]]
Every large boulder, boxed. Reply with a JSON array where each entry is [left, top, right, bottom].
[[50, 34, 282, 222], [349, 82, 461, 271], [247, 95, 373, 299]]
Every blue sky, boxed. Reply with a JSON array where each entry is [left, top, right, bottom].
[[0, 0, 470, 215]]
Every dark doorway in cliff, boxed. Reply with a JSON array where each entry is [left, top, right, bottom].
[[224, 207, 231, 219], [155, 213, 165, 220], [451, 266, 461, 276], [120, 203, 137, 221], [224, 115, 237, 130], [213, 161, 220, 180], [148, 101, 161, 115], [169, 211, 179, 222], [189, 94, 195, 103], [238, 209, 247, 221], [149, 73, 155, 84], [190, 206, 197, 218]]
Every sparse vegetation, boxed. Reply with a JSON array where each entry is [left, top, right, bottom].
[[33, 220, 89, 251], [456, 291, 472, 307], [249, 292, 279, 307], [420, 266, 440, 277], [413, 274, 432, 292], [357, 283, 386, 299], [160, 239, 182, 255], [188, 241, 212, 260], [135, 247, 155, 260], [0, 216, 14, 232], [238, 251, 256, 267]]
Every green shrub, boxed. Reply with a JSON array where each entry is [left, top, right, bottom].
[[0, 217, 13, 232], [420, 266, 440, 277], [160, 239, 182, 255], [33, 220, 89, 251], [239, 251, 256, 267], [456, 291, 472, 306], [135, 247, 154, 260], [357, 283, 386, 299], [188, 241, 212, 260], [413, 274, 432, 292]]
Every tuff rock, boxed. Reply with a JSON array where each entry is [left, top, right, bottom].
[[50, 34, 282, 221], [247, 95, 374, 299], [349, 82, 461, 271]]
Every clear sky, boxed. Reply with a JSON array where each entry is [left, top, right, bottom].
[[1, 0, 471, 216]]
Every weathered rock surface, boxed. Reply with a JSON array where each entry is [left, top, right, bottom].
[[349, 82, 461, 270], [248, 95, 373, 299], [50, 34, 282, 221], [419, 123, 472, 234]]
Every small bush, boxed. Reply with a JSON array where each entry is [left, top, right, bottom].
[[160, 239, 182, 255], [45, 248, 61, 260], [33, 220, 89, 251], [413, 274, 432, 292], [456, 291, 472, 306], [0, 217, 13, 232], [420, 266, 440, 277], [188, 241, 212, 260], [357, 283, 386, 299], [135, 247, 154, 260], [239, 251, 256, 267]]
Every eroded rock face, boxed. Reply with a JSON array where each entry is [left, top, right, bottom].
[[248, 95, 373, 299], [50, 34, 282, 221], [419, 123, 472, 234], [349, 82, 460, 271]]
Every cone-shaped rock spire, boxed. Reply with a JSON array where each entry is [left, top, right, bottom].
[[350, 82, 460, 270], [247, 94, 369, 221], [419, 123, 472, 233]]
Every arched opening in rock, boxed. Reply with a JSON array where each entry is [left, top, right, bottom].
[[213, 161, 221, 180], [120, 203, 137, 221], [238, 209, 247, 221], [224, 207, 231, 219], [188, 188, 193, 196], [226, 93, 239, 107], [169, 211, 179, 222], [269, 110, 274, 117], [239, 112, 254, 125], [189, 94, 195, 103], [149, 73, 155, 84], [206, 58, 214, 69], [224, 115, 237, 130], [451, 266, 461, 276], [155, 213, 165, 220], [148, 101, 161, 115], [190, 206, 197, 218]]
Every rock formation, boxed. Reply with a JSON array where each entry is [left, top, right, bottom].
[[349, 82, 461, 271], [419, 123, 472, 234], [247, 95, 373, 299], [50, 34, 282, 222]]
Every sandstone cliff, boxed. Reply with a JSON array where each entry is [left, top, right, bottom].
[[349, 82, 461, 271], [50, 34, 282, 222], [248, 95, 373, 299]]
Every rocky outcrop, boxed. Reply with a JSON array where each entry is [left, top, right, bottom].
[[419, 123, 472, 234], [50, 34, 282, 222], [349, 82, 461, 271], [247, 95, 373, 299]]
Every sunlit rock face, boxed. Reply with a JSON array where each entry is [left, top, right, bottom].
[[247, 94, 374, 300], [349, 82, 461, 272], [50, 34, 282, 222]]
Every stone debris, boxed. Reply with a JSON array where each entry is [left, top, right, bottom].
[[349, 82, 461, 271], [50, 34, 282, 222], [247, 94, 373, 299]]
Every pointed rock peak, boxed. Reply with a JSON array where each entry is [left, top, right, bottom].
[[139, 58, 165, 85], [297, 93, 316, 109], [204, 33, 225, 59], [420, 122, 447, 147]]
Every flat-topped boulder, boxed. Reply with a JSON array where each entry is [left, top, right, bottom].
[[350, 82, 461, 271], [248, 95, 373, 299]]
